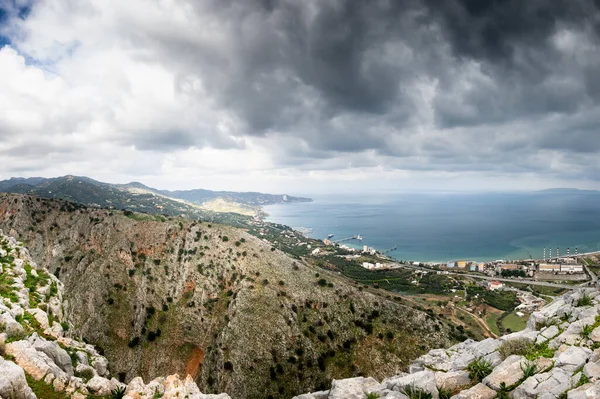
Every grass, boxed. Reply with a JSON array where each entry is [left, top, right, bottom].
[[498, 338, 532, 359], [26, 373, 70, 399], [485, 313, 501, 336], [467, 358, 493, 382], [582, 324, 595, 339], [520, 361, 538, 379], [500, 311, 528, 333], [577, 293, 593, 307], [402, 385, 433, 399], [523, 341, 555, 361]]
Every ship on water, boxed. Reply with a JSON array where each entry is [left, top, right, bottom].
[[327, 233, 334, 238]]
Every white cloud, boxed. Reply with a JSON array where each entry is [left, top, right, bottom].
[[0, 0, 598, 193]]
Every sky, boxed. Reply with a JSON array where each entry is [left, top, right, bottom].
[[0, 0, 599, 195]]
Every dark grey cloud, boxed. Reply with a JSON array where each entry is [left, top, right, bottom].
[[2, 0, 600, 184]]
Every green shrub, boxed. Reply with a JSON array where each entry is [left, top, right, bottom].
[[77, 367, 94, 382], [520, 361, 537, 379], [467, 358, 493, 382], [402, 385, 433, 399], [437, 385, 453, 399], [111, 386, 126, 399], [582, 324, 595, 339], [577, 293, 592, 307], [523, 341, 555, 361], [366, 393, 380, 399], [498, 338, 532, 359]]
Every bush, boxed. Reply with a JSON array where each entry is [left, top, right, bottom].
[[520, 361, 537, 379], [577, 293, 593, 307], [111, 386, 126, 399], [467, 358, 493, 382], [402, 385, 433, 399], [222, 236, 229, 242], [498, 338, 532, 359], [77, 368, 95, 382], [582, 324, 595, 339], [128, 337, 140, 348], [437, 385, 453, 399]]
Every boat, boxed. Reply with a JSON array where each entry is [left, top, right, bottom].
[[327, 234, 334, 238]]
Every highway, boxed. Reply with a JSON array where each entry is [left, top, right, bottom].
[[388, 262, 588, 290]]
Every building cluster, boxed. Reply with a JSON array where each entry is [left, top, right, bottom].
[[445, 261, 486, 272], [444, 258, 585, 276], [362, 261, 387, 270]]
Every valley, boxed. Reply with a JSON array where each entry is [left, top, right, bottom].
[[0, 193, 456, 398]]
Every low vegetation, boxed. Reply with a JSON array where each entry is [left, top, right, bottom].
[[466, 358, 493, 382]]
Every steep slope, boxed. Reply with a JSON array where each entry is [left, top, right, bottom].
[[298, 287, 600, 399], [0, 194, 456, 399], [0, 230, 230, 399]]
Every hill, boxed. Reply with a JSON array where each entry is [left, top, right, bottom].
[[0, 175, 312, 220], [0, 194, 455, 399]]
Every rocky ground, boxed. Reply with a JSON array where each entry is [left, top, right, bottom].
[[5, 219, 600, 398], [0, 231, 231, 399], [294, 288, 600, 398], [0, 194, 456, 399]]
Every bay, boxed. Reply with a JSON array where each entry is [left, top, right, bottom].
[[264, 191, 600, 263]]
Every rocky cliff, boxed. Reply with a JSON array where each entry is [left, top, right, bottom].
[[0, 194, 455, 399], [0, 231, 225, 399], [294, 288, 600, 399]]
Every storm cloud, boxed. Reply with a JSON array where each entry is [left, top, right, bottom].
[[0, 0, 599, 191]]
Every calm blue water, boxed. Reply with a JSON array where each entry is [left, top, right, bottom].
[[264, 191, 600, 262]]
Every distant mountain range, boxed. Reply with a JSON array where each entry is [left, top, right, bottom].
[[0, 176, 312, 222]]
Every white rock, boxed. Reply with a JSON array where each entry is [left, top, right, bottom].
[[6, 339, 67, 381], [584, 361, 600, 381], [513, 367, 572, 398], [482, 354, 524, 391], [0, 357, 37, 399], [29, 334, 74, 375], [386, 370, 439, 399], [328, 377, 381, 399], [434, 370, 470, 392], [567, 381, 600, 398], [556, 346, 592, 372], [91, 356, 109, 377], [28, 308, 49, 330], [449, 383, 495, 399], [86, 376, 115, 395]]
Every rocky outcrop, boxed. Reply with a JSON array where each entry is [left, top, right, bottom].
[[0, 232, 230, 399], [294, 288, 600, 398]]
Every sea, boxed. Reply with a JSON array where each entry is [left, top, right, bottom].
[[264, 190, 600, 263]]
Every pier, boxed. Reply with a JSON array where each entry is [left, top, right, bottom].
[[332, 235, 362, 243]]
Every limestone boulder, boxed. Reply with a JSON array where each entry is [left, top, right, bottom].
[[328, 377, 382, 399], [6, 339, 67, 381], [482, 354, 524, 391], [292, 391, 330, 399], [29, 334, 74, 375], [567, 381, 600, 398], [512, 367, 572, 398], [0, 357, 36, 399], [449, 383, 496, 399], [556, 346, 592, 372], [386, 370, 439, 399], [86, 376, 115, 395], [434, 370, 471, 392], [91, 356, 109, 377]]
